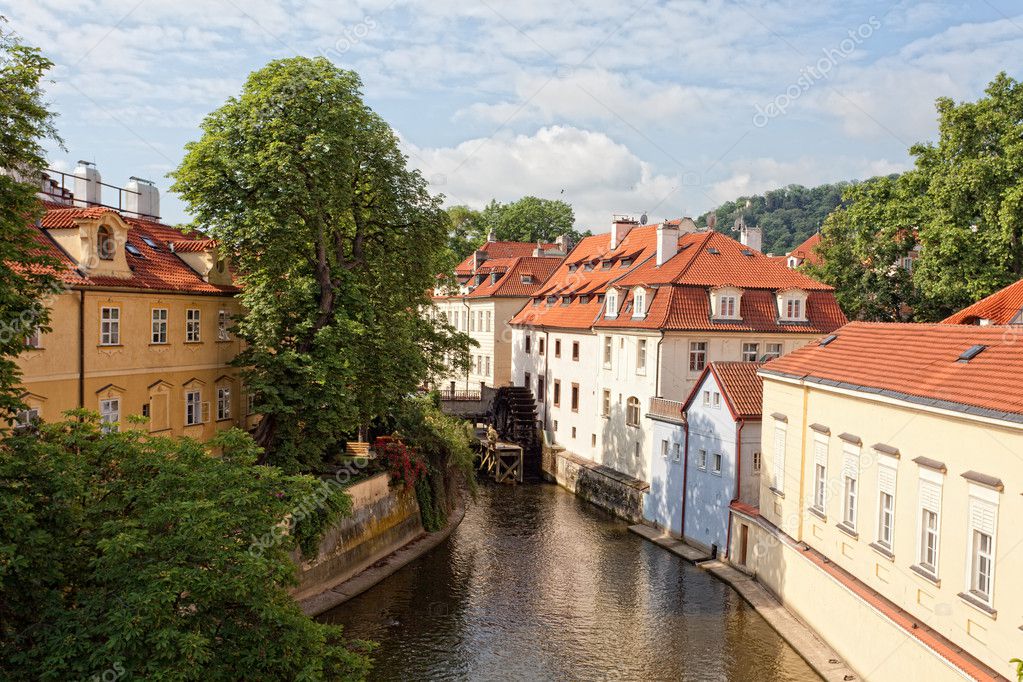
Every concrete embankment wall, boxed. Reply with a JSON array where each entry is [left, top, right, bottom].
[[291, 473, 423, 602], [544, 445, 648, 523]]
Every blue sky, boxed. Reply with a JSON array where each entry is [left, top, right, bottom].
[[6, 0, 1022, 228]]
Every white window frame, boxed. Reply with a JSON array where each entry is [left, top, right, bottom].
[[752, 450, 762, 474], [625, 396, 640, 427], [603, 336, 613, 368], [632, 287, 646, 319], [689, 341, 707, 372], [186, 308, 201, 342], [100, 307, 120, 346], [14, 407, 40, 430], [601, 389, 611, 417], [811, 433, 829, 514], [661, 439, 669, 459], [697, 448, 707, 471], [741, 342, 759, 362], [875, 454, 898, 551], [217, 386, 231, 421], [605, 289, 619, 319], [964, 485, 999, 607], [712, 453, 722, 475], [152, 308, 168, 344], [99, 398, 119, 433], [841, 442, 860, 531], [672, 442, 681, 463], [636, 339, 647, 374], [185, 389, 203, 426], [764, 342, 783, 360], [916, 471, 943, 578], [217, 309, 230, 341]]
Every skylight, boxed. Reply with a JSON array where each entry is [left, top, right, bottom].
[[125, 244, 143, 257], [957, 344, 987, 362], [141, 236, 159, 250], [707, 247, 720, 255], [818, 334, 838, 347]]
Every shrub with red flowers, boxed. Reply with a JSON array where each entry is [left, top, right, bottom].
[[373, 436, 426, 488]]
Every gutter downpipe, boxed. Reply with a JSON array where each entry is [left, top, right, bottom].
[[543, 329, 550, 430], [727, 418, 745, 561], [679, 410, 690, 540], [797, 383, 810, 542], [653, 331, 665, 397], [78, 289, 85, 410]]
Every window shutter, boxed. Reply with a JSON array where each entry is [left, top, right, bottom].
[[919, 479, 941, 513], [201, 401, 211, 424], [969, 498, 997, 535], [877, 464, 896, 496], [813, 436, 828, 468], [842, 443, 860, 480], [773, 423, 786, 490]]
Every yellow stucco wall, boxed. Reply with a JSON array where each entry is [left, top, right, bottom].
[[16, 288, 255, 439], [754, 375, 1023, 678]]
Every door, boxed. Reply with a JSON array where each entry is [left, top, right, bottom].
[[739, 523, 749, 566]]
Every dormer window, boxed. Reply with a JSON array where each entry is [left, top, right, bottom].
[[600, 260, 612, 270], [711, 286, 743, 320], [632, 287, 647, 319], [583, 263, 594, 272], [606, 289, 619, 319], [787, 256, 799, 269], [97, 226, 115, 260], [521, 274, 533, 284], [491, 273, 500, 284], [778, 288, 809, 322], [621, 258, 633, 268]]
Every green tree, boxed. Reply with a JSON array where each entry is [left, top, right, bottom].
[[0, 413, 371, 680], [806, 175, 922, 321], [479, 196, 587, 245], [0, 18, 61, 419], [444, 204, 485, 265], [172, 57, 470, 471], [911, 72, 1023, 320]]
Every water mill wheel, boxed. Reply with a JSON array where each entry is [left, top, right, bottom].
[[490, 385, 542, 481]]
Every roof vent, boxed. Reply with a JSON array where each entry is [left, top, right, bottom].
[[819, 334, 838, 347], [957, 344, 987, 362]]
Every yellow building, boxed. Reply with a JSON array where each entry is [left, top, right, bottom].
[[12, 193, 254, 439], [730, 322, 1021, 681]]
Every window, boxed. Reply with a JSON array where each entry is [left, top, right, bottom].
[[553, 380, 561, 407], [689, 341, 706, 372], [461, 310, 467, 330], [633, 288, 646, 317], [524, 372, 531, 391], [100, 307, 120, 345], [625, 396, 640, 426], [601, 389, 611, 417], [185, 390, 203, 426], [917, 478, 942, 576], [554, 339, 561, 357], [470, 312, 475, 332], [712, 392, 721, 408], [786, 298, 802, 319], [812, 435, 828, 513], [25, 328, 41, 348], [966, 494, 998, 604], [712, 453, 722, 475], [538, 337, 545, 355], [486, 311, 492, 332], [779, 292, 808, 321], [672, 442, 681, 463], [572, 341, 580, 361], [218, 310, 230, 341], [719, 295, 737, 318], [537, 376, 545, 402], [152, 308, 168, 344], [637, 339, 647, 373], [772, 421, 787, 493], [661, 439, 669, 459], [764, 342, 783, 360], [876, 459, 897, 550], [603, 336, 613, 367], [571, 384, 579, 412], [697, 449, 707, 470], [485, 356, 491, 376], [14, 407, 39, 430], [742, 342, 759, 362], [97, 226, 115, 260], [591, 434, 597, 448], [247, 391, 256, 415], [702, 390, 710, 406], [606, 289, 618, 318], [99, 398, 119, 433], [217, 387, 231, 420], [841, 443, 860, 531], [186, 308, 201, 342], [525, 335, 532, 354], [752, 451, 762, 474]]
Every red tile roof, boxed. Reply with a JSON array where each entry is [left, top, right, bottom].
[[465, 256, 563, 298], [684, 362, 764, 419], [30, 203, 235, 296], [512, 223, 845, 333], [453, 240, 559, 276], [762, 321, 1023, 421], [942, 278, 1023, 326], [788, 232, 822, 265]]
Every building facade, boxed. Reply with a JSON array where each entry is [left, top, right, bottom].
[[730, 322, 1020, 681], [11, 171, 251, 440]]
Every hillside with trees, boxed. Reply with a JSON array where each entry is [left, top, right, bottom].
[[697, 182, 850, 255]]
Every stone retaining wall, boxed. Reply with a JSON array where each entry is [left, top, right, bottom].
[[545, 445, 648, 523]]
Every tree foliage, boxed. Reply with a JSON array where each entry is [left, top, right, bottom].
[[0, 413, 371, 680], [698, 182, 848, 255], [806, 175, 921, 321], [172, 57, 470, 471], [0, 18, 61, 419]]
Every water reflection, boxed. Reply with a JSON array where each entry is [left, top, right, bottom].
[[320, 483, 819, 681]]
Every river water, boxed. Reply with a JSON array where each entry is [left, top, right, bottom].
[[320, 483, 819, 681]]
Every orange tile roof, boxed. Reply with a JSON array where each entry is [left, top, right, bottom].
[[684, 362, 764, 419], [465, 256, 563, 298], [453, 240, 559, 275], [788, 232, 822, 265], [942, 278, 1023, 326], [31, 203, 235, 296], [762, 321, 1023, 421]]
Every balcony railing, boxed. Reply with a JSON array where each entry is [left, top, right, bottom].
[[438, 389, 482, 402], [648, 397, 684, 422]]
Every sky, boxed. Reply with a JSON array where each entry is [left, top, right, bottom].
[[5, 0, 1022, 229]]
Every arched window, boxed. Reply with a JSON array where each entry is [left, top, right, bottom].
[[626, 396, 640, 427], [633, 287, 646, 318], [606, 288, 619, 318], [97, 226, 115, 260]]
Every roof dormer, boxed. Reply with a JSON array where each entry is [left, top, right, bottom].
[[171, 240, 233, 285], [46, 209, 133, 279], [632, 286, 648, 319], [710, 285, 743, 321], [777, 287, 808, 322], [605, 287, 621, 319]]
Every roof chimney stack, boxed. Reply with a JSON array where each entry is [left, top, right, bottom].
[[73, 161, 101, 207], [610, 215, 637, 250], [532, 240, 545, 257], [124, 176, 160, 220], [656, 221, 680, 266], [487, 229, 497, 243]]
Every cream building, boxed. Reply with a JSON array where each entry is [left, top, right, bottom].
[[731, 322, 1020, 681]]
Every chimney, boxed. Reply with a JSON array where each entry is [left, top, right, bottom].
[[73, 161, 102, 207], [656, 221, 680, 266], [678, 217, 699, 234], [533, 240, 545, 257], [487, 229, 497, 242], [610, 216, 637, 250], [124, 176, 160, 220], [740, 223, 763, 252], [555, 234, 571, 254], [472, 249, 488, 272]]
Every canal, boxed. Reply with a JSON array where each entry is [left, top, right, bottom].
[[320, 483, 819, 681]]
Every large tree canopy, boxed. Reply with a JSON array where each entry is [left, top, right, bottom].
[[0, 18, 61, 419], [172, 57, 469, 471], [0, 414, 371, 680]]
